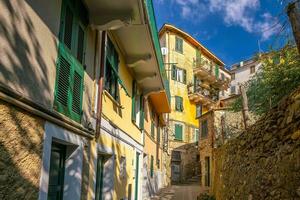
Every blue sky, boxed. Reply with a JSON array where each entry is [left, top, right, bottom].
[[153, 0, 292, 67]]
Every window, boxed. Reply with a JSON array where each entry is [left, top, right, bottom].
[[205, 156, 211, 186], [215, 65, 219, 78], [54, 0, 87, 122], [131, 80, 144, 129], [151, 120, 155, 139], [104, 37, 120, 100], [230, 86, 236, 94], [250, 66, 255, 74], [231, 73, 235, 80], [195, 128, 199, 142], [157, 126, 160, 144], [195, 50, 201, 64], [175, 96, 184, 112], [171, 65, 186, 84], [174, 124, 183, 140], [95, 155, 105, 200], [221, 73, 225, 81], [175, 37, 183, 53], [150, 155, 154, 178], [196, 104, 202, 118], [47, 142, 66, 200], [172, 151, 181, 160], [201, 120, 208, 138]]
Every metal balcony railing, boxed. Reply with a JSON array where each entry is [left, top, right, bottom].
[[187, 84, 219, 102]]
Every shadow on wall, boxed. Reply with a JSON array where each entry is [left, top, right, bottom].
[[0, 0, 58, 108], [0, 100, 44, 199], [0, 1, 53, 199]]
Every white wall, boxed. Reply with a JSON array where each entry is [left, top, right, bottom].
[[39, 122, 85, 200]]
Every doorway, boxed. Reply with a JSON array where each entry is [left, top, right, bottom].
[[204, 157, 210, 187]]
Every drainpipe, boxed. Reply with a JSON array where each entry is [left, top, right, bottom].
[[96, 31, 106, 139]]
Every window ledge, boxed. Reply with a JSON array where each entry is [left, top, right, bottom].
[[103, 90, 124, 109]]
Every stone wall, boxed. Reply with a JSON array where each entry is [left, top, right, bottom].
[[0, 100, 44, 199], [212, 88, 300, 200]]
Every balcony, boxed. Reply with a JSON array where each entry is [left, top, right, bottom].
[[193, 60, 216, 83], [212, 77, 231, 90], [187, 84, 218, 105], [193, 59, 231, 90]]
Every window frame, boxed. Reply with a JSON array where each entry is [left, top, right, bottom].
[[196, 104, 202, 118], [54, 0, 86, 122], [175, 36, 183, 53], [201, 120, 208, 139], [174, 123, 183, 141], [230, 85, 236, 95], [175, 96, 184, 112], [171, 65, 186, 84], [231, 72, 235, 80]]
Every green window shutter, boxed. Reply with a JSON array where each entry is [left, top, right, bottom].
[[221, 73, 225, 81], [76, 25, 85, 64], [179, 39, 183, 53], [201, 120, 208, 138], [131, 80, 137, 122], [157, 127, 160, 144], [183, 69, 187, 84], [70, 60, 84, 122], [175, 37, 178, 51], [150, 155, 154, 178], [63, 5, 73, 50], [175, 96, 183, 112], [196, 104, 202, 118], [179, 97, 183, 111], [175, 37, 183, 53], [195, 129, 199, 142], [151, 121, 155, 138], [175, 124, 183, 140], [171, 65, 176, 80], [175, 96, 179, 111], [215, 64, 219, 78], [196, 49, 201, 63], [56, 55, 71, 112], [139, 95, 145, 130]]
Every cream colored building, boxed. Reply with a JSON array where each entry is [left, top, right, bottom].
[[0, 0, 170, 200]]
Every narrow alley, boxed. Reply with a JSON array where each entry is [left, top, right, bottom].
[[151, 182, 205, 200]]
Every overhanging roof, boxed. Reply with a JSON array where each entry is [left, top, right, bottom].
[[159, 24, 226, 67]]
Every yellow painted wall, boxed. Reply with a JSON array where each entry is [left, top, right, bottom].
[[101, 34, 142, 145], [165, 32, 199, 134], [160, 31, 219, 144], [98, 131, 136, 199], [143, 100, 163, 172]]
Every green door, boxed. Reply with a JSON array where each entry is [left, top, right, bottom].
[[95, 155, 105, 200], [134, 152, 140, 200], [47, 143, 66, 200]]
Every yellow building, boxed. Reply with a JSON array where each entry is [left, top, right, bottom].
[[90, 1, 171, 199], [159, 24, 230, 183]]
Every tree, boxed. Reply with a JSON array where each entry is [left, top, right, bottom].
[[231, 45, 300, 115]]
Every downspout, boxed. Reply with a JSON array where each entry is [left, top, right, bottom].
[[96, 31, 106, 139]]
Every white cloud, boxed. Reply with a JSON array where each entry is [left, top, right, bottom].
[[208, 0, 281, 40], [172, 0, 207, 20], [163, 0, 281, 40]]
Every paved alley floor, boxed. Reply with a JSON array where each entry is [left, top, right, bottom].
[[150, 182, 208, 200]]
